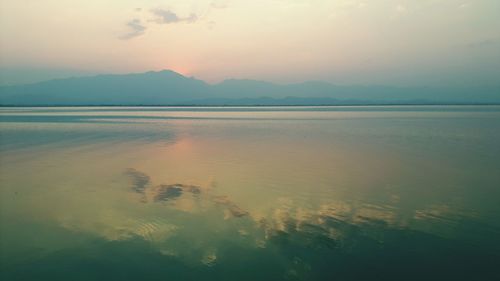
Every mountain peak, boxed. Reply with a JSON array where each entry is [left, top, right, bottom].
[[142, 69, 185, 77]]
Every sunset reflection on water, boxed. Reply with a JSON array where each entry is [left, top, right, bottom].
[[1, 106, 499, 280]]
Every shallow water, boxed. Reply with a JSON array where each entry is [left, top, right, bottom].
[[1, 106, 500, 280]]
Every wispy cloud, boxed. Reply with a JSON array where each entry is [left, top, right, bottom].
[[151, 8, 198, 24], [210, 0, 228, 10], [119, 19, 146, 40], [119, 5, 212, 41]]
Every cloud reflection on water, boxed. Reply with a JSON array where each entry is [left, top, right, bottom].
[[2, 107, 500, 280]]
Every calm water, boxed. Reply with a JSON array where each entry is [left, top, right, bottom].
[[1, 106, 500, 280]]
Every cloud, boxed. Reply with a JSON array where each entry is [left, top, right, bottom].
[[151, 8, 198, 24], [210, 1, 228, 9], [119, 19, 146, 40], [119, 7, 202, 41]]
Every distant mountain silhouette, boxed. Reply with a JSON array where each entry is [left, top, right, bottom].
[[0, 70, 208, 105], [0, 70, 499, 105]]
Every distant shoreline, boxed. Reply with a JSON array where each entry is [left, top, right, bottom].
[[1, 103, 500, 107]]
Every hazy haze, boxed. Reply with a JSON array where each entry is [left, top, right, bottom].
[[1, 0, 499, 88]]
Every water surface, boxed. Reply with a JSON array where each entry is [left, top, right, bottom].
[[1, 106, 499, 280]]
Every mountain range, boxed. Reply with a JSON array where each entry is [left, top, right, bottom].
[[1, 70, 499, 106]]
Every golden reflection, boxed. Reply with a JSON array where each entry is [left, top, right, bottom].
[[1, 108, 491, 268]]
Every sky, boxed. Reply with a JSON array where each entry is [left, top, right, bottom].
[[0, 0, 499, 87]]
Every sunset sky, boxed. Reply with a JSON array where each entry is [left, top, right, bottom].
[[1, 0, 499, 86]]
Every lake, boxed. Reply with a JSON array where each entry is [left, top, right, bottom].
[[1, 106, 499, 280]]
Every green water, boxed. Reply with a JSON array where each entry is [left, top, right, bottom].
[[1, 106, 499, 280]]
